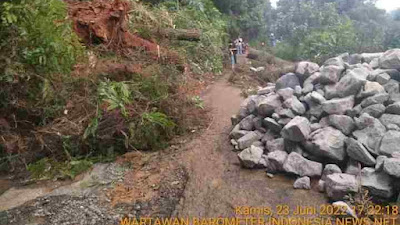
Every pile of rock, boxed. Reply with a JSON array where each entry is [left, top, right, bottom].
[[230, 49, 400, 202]]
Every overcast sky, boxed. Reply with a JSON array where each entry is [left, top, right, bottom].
[[270, 0, 400, 12]]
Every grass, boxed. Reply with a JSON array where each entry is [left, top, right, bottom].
[[27, 158, 93, 180]]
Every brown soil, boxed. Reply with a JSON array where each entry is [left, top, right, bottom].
[[66, 0, 157, 52], [66, 0, 183, 65], [173, 73, 328, 217]]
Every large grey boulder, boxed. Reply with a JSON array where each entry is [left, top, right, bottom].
[[237, 107, 250, 120], [368, 69, 399, 81], [349, 54, 362, 65], [379, 49, 400, 70], [278, 118, 292, 126], [281, 116, 311, 142], [239, 95, 258, 116], [238, 145, 264, 168], [267, 150, 288, 172], [346, 104, 362, 118], [303, 72, 321, 94], [324, 56, 345, 67], [376, 73, 391, 85], [379, 131, 400, 156], [375, 155, 387, 171], [345, 159, 361, 176], [263, 118, 282, 133], [383, 158, 400, 178], [276, 107, 296, 118], [230, 124, 249, 140], [308, 104, 324, 119], [360, 93, 389, 108], [361, 168, 393, 199], [360, 104, 386, 118], [310, 91, 326, 104], [384, 80, 399, 94], [296, 61, 320, 80], [283, 96, 306, 115], [308, 127, 347, 162], [362, 52, 384, 63], [261, 131, 277, 144], [385, 102, 400, 115], [388, 93, 400, 104], [380, 114, 400, 127], [353, 115, 386, 155], [275, 73, 301, 91], [370, 57, 380, 69], [346, 138, 376, 166], [237, 131, 262, 150], [277, 88, 294, 101], [293, 177, 311, 190], [328, 115, 355, 135], [358, 81, 385, 99], [322, 164, 342, 180], [253, 116, 266, 133], [266, 138, 285, 152], [320, 65, 344, 84], [257, 94, 282, 117], [283, 152, 323, 177], [327, 68, 368, 99], [325, 173, 358, 200], [239, 114, 255, 131], [355, 113, 378, 129], [257, 155, 269, 168], [322, 96, 355, 115]]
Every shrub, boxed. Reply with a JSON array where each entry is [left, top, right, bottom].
[[0, 0, 84, 76]]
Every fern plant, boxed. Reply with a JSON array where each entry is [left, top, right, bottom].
[[98, 80, 132, 117]]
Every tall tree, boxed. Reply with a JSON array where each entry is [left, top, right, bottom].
[[213, 0, 272, 41]]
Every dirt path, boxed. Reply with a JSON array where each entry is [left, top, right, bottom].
[[174, 69, 327, 217]]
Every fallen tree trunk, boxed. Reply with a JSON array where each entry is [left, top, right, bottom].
[[157, 28, 201, 41], [247, 48, 292, 66]]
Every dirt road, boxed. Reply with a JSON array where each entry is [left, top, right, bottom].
[[174, 70, 327, 218]]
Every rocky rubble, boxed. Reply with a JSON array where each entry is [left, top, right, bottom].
[[231, 49, 400, 202]]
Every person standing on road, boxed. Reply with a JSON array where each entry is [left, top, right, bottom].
[[229, 42, 238, 69], [237, 37, 243, 55]]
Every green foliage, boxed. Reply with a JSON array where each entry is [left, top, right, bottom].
[[85, 73, 175, 151], [128, 111, 176, 150], [0, 0, 85, 126], [212, 0, 272, 41], [0, 0, 84, 76], [271, 0, 394, 62], [27, 158, 93, 180], [98, 80, 132, 117], [191, 96, 204, 109], [299, 19, 357, 63], [384, 20, 400, 49], [130, 0, 228, 73], [163, 0, 228, 73]]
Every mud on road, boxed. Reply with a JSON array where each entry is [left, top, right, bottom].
[[173, 74, 327, 218]]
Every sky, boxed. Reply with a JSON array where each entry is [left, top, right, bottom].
[[270, 0, 400, 12]]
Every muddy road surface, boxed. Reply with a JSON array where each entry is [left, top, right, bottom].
[[173, 73, 327, 218]]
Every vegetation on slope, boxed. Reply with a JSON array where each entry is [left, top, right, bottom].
[[0, 0, 228, 179]]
